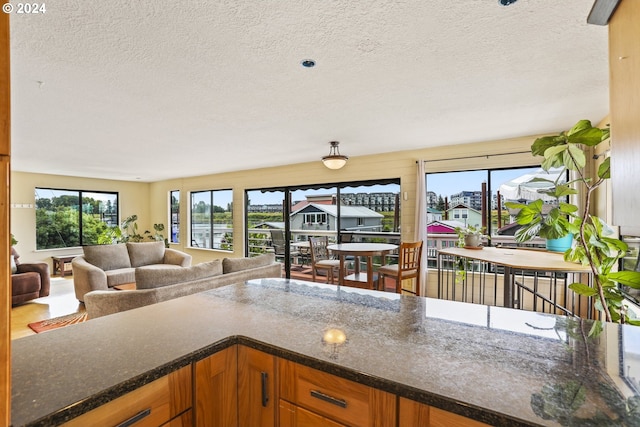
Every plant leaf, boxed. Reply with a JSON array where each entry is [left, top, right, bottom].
[[569, 282, 598, 297], [564, 144, 586, 170], [597, 157, 610, 180], [608, 271, 640, 289], [532, 136, 564, 156]]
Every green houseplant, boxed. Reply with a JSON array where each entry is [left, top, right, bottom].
[[507, 119, 640, 333], [98, 215, 168, 247], [505, 177, 578, 251]]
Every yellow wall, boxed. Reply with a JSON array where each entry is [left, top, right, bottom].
[[151, 134, 539, 265], [12, 130, 603, 266]]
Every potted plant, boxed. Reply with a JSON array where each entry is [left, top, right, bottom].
[[454, 224, 486, 249], [507, 119, 640, 334], [505, 173, 578, 252]]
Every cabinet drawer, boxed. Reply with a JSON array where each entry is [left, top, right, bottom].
[[62, 366, 191, 427], [279, 359, 395, 427], [279, 400, 347, 427]]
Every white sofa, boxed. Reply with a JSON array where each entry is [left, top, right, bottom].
[[72, 241, 192, 302]]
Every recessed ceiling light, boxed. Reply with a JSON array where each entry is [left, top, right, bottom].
[[301, 59, 316, 68]]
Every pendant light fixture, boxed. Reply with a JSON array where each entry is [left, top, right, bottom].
[[322, 141, 349, 170]]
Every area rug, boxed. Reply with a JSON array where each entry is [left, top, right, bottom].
[[28, 311, 88, 333]]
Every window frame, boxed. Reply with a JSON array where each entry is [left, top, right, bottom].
[[189, 188, 233, 251], [169, 190, 180, 244], [35, 187, 119, 249]]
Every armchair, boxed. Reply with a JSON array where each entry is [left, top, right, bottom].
[[11, 247, 50, 305]]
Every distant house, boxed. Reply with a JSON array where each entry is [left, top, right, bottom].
[[427, 220, 467, 234], [427, 207, 442, 223], [445, 204, 482, 228], [290, 203, 384, 232]]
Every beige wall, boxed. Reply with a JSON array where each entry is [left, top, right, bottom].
[[12, 130, 606, 266]]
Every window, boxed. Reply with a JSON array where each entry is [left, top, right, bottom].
[[190, 189, 233, 251], [303, 213, 327, 224], [35, 188, 118, 249], [426, 166, 566, 237], [245, 178, 400, 277], [170, 190, 180, 244]]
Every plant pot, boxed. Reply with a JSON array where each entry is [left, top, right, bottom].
[[464, 234, 482, 248], [546, 234, 573, 252]]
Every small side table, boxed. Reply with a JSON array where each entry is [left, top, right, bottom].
[[51, 255, 80, 277]]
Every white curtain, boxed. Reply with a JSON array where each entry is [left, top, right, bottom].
[[414, 160, 428, 295]]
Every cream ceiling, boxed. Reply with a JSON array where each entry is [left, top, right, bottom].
[[9, 0, 609, 182]]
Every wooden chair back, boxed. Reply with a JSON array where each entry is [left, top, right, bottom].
[[378, 241, 423, 295], [309, 236, 331, 263]]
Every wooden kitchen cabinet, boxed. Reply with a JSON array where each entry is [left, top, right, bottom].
[[61, 365, 191, 427], [609, 0, 640, 236], [279, 358, 396, 427], [194, 345, 238, 427], [238, 345, 277, 427], [399, 397, 491, 427]]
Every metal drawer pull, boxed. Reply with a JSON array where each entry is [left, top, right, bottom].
[[261, 372, 269, 407], [310, 390, 347, 408], [115, 408, 151, 427]]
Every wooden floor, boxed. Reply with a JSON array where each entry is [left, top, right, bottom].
[[11, 277, 84, 340]]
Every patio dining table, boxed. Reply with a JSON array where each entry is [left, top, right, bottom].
[[327, 242, 398, 290]]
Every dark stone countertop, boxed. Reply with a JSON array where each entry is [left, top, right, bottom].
[[11, 278, 640, 426]]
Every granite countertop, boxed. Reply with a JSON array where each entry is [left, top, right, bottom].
[[11, 278, 640, 426]]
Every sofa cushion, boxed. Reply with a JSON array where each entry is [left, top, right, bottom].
[[222, 253, 275, 274], [105, 268, 136, 287], [83, 244, 132, 271], [136, 260, 223, 289], [127, 241, 165, 267]]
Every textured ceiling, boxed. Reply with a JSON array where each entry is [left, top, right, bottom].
[[9, 0, 609, 182]]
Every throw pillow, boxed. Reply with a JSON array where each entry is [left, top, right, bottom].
[[222, 253, 276, 274], [10, 255, 17, 274], [127, 241, 165, 267], [83, 244, 132, 271], [136, 259, 222, 289]]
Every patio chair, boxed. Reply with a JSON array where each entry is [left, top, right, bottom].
[[309, 236, 340, 284], [270, 229, 300, 263], [377, 241, 423, 295]]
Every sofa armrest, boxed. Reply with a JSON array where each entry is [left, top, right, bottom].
[[163, 248, 192, 267], [71, 256, 108, 302], [84, 289, 160, 319], [17, 262, 51, 297]]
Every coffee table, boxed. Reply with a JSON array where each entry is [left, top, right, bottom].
[[113, 283, 136, 291]]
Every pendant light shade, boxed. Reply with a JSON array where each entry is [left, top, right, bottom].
[[322, 141, 349, 170]]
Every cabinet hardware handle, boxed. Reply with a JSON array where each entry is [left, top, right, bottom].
[[115, 408, 151, 427], [261, 372, 269, 407], [310, 390, 347, 408]]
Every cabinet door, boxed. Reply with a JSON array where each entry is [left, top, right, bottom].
[[279, 399, 346, 427], [61, 366, 191, 427], [399, 397, 492, 427], [610, 0, 640, 235], [195, 345, 238, 427], [238, 345, 276, 427]]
